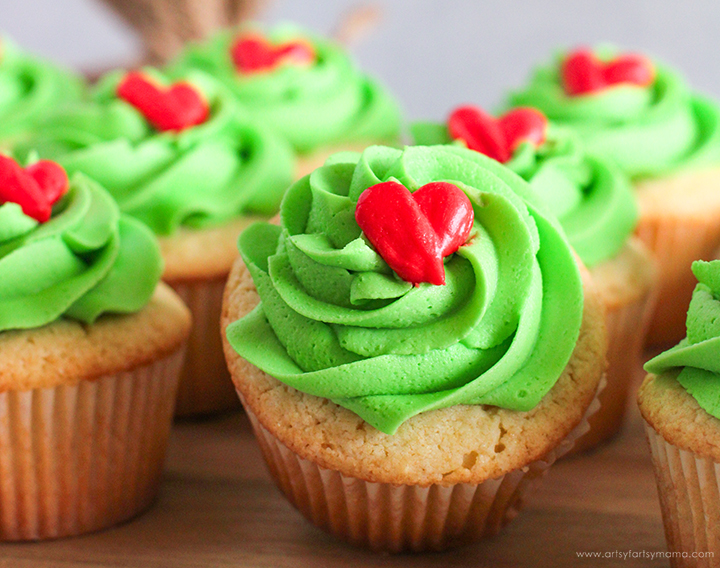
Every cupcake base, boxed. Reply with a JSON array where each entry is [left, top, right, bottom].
[[160, 218, 262, 417], [222, 253, 607, 551], [635, 167, 720, 347], [0, 349, 184, 541], [241, 384, 600, 552], [645, 425, 720, 567], [170, 278, 239, 417]]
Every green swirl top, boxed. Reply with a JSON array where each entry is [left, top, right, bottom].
[[645, 260, 720, 419], [168, 25, 402, 154], [226, 145, 584, 435], [0, 38, 83, 147], [0, 171, 162, 331], [22, 68, 295, 236], [412, 115, 638, 267], [508, 48, 720, 179]]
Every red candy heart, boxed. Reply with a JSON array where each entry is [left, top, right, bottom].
[[116, 72, 209, 132], [562, 49, 655, 96], [231, 34, 316, 74], [0, 156, 69, 223], [355, 181, 474, 286], [448, 105, 548, 163]]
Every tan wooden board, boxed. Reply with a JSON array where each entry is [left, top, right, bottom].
[[0, 396, 669, 568]]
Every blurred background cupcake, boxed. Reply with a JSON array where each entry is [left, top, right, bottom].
[[412, 105, 656, 451], [0, 155, 191, 539], [167, 23, 403, 176], [508, 46, 720, 348], [14, 67, 295, 417], [0, 38, 84, 151]]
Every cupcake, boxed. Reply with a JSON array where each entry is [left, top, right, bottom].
[[0, 155, 191, 540], [21, 67, 296, 416], [168, 24, 402, 176], [508, 46, 720, 346], [640, 260, 720, 564], [221, 145, 607, 551], [0, 38, 83, 150], [412, 104, 655, 451]]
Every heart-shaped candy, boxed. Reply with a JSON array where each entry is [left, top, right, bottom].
[[448, 105, 548, 163], [0, 156, 69, 223], [355, 181, 474, 286], [562, 49, 655, 96], [117, 72, 209, 132], [231, 34, 316, 74]]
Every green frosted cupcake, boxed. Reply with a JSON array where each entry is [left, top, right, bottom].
[[0, 155, 190, 540], [640, 260, 720, 561], [413, 105, 656, 450], [221, 145, 606, 550], [168, 24, 402, 176], [508, 46, 720, 346], [22, 66, 297, 416], [0, 38, 83, 150]]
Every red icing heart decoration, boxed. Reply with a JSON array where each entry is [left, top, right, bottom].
[[231, 34, 316, 74], [448, 105, 548, 163], [0, 156, 69, 223], [355, 181, 474, 286], [562, 49, 655, 96], [116, 72, 209, 132]]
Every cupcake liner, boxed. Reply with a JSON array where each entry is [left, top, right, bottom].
[[645, 423, 720, 567], [238, 376, 604, 552], [0, 349, 184, 541], [636, 214, 720, 347], [170, 278, 240, 417], [570, 282, 654, 453]]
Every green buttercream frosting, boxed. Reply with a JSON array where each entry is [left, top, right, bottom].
[[411, 122, 638, 267], [508, 49, 720, 179], [168, 25, 402, 154], [0, 38, 83, 147], [21, 68, 295, 236], [645, 260, 720, 419], [0, 172, 162, 331], [226, 145, 584, 435]]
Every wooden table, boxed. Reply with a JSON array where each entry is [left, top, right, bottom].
[[0, 397, 668, 567]]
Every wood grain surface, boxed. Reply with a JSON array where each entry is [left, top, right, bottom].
[[0, 394, 669, 568]]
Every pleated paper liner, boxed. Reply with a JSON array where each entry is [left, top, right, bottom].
[[0, 349, 184, 541], [635, 171, 720, 348], [238, 376, 604, 553], [645, 423, 720, 567], [570, 241, 656, 453], [170, 278, 240, 417]]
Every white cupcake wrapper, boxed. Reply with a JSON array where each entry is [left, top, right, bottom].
[[637, 215, 720, 346], [0, 349, 184, 541], [170, 279, 239, 417], [645, 424, 720, 567], [240, 376, 604, 552]]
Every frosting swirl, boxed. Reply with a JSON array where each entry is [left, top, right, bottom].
[[412, 120, 638, 267], [508, 49, 720, 179], [645, 260, 720, 419], [22, 68, 295, 236], [226, 145, 584, 434], [168, 26, 402, 153], [0, 38, 83, 146], [0, 172, 162, 330]]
